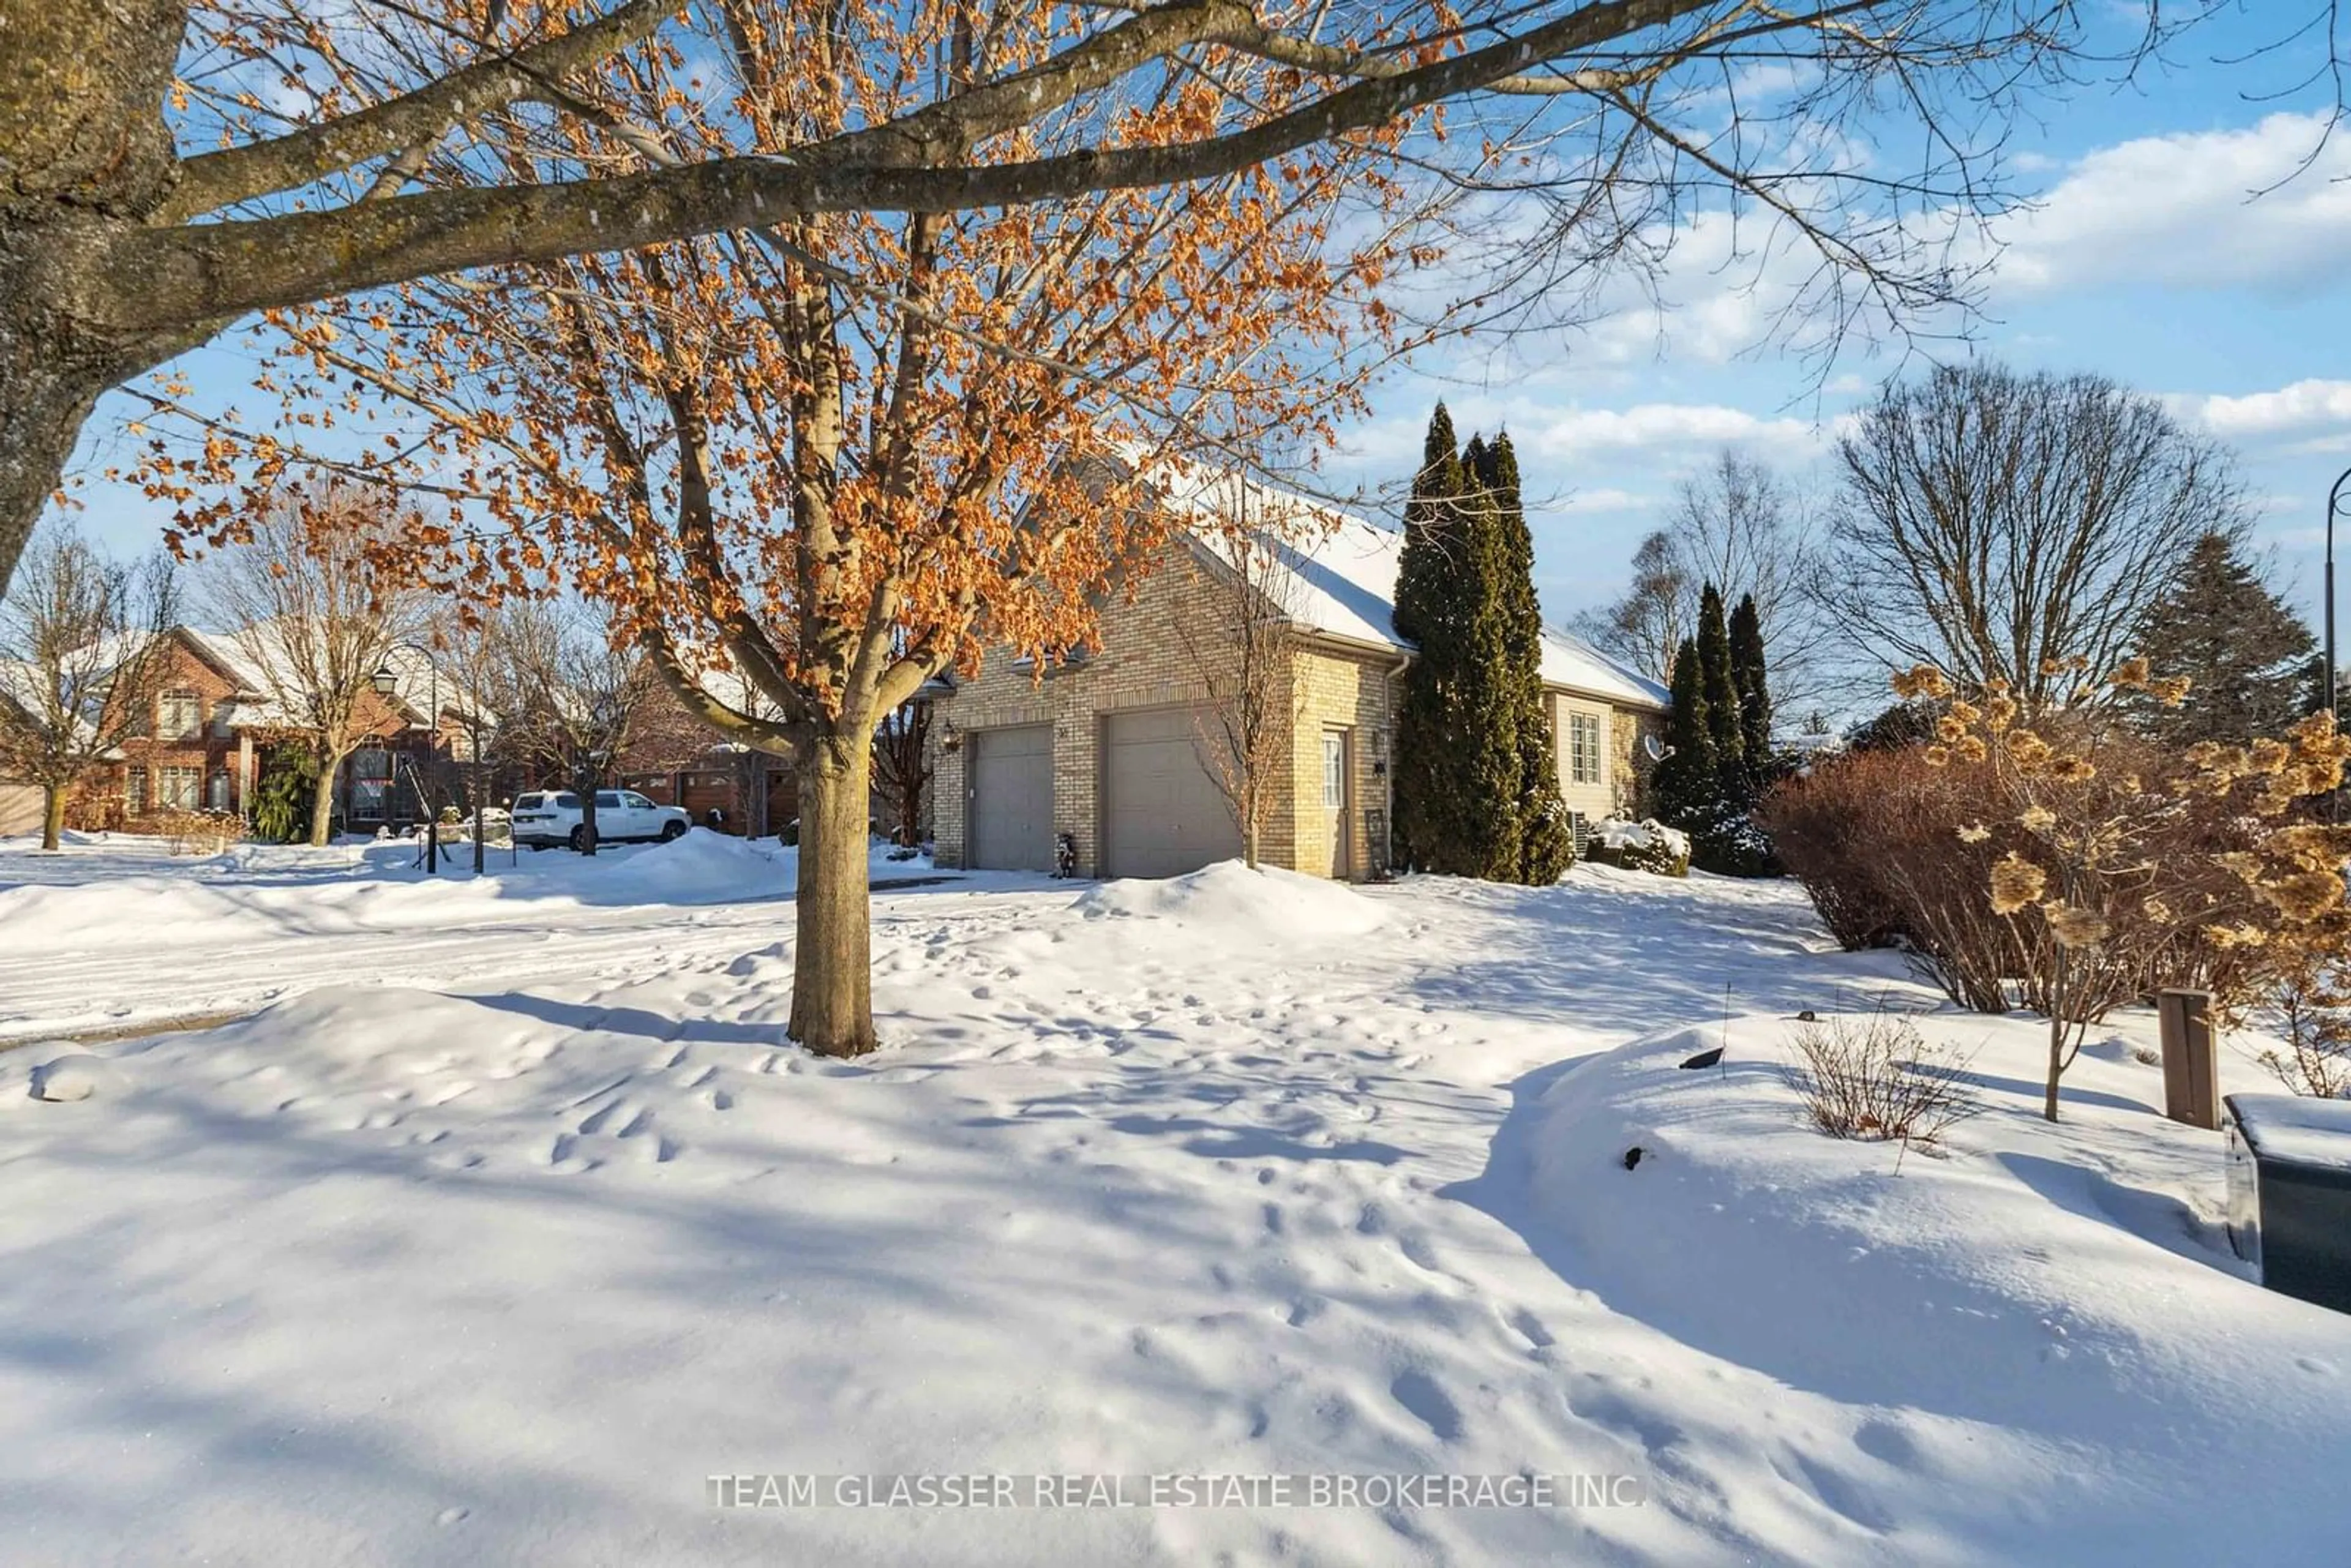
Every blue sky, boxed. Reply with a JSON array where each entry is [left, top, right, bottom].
[[56, 7, 2351, 644], [1311, 8, 2351, 635]]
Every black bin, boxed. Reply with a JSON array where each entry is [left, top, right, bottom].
[[2225, 1092, 2351, 1315]]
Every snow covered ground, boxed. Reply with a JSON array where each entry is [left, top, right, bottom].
[[0, 829, 981, 1044], [2, 841, 2349, 1565]]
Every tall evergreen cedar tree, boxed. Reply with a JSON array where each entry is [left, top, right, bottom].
[[1391, 403, 1462, 872], [1651, 634, 1716, 826], [1468, 433, 1575, 884], [1650, 585, 1776, 874], [2131, 533, 2318, 745], [1392, 408, 1566, 883], [1728, 593, 1774, 798], [1695, 585, 1745, 781]]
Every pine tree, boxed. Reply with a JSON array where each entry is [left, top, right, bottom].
[[1727, 591, 1773, 799], [1650, 635, 1715, 826], [1450, 434, 1525, 880], [1390, 405, 1464, 872], [1395, 411, 1564, 881], [2132, 532, 2317, 745], [1471, 430, 1573, 883], [1391, 402, 1460, 651], [1695, 583, 1745, 784]]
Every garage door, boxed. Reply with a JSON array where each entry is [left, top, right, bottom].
[[970, 724, 1054, 871], [1102, 707, 1241, 878]]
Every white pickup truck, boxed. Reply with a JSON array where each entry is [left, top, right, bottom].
[[509, 788, 691, 850]]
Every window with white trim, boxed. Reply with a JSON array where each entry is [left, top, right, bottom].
[[1321, 733, 1348, 809], [157, 766, 201, 811], [159, 689, 204, 740], [125, 767, 149, 815], [1567, 712, 1604, 786]]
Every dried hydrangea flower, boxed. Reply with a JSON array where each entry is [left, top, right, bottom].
[[2047, 905, 2110, 948], [1990, 852, 2047, 915]]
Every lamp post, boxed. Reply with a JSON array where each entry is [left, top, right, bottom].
[[373, 643, 440, 874], [2328, 470, 2346, 820]]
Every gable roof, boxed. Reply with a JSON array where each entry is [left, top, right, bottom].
[[167, 621, 477, 730], [1138, 460, 1670, 713]]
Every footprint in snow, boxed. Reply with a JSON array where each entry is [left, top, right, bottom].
[[1395, 1234, 1445, 1274], [1504, 1306, 1555, 1350], [1389, 1369, 1464, 1442]]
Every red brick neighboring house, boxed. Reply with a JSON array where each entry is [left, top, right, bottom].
[[92, 626, 477, 835], [612, 672, 923, 841], [615, 673, 798, 838]]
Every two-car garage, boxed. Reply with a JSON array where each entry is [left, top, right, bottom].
[[962, 707, 1240, 878]]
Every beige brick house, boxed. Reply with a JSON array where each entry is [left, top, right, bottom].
[[929, 487, 1668, 882]]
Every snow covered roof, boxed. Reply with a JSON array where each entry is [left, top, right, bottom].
[[0, 659, 42, 718], [176, 622, 479, 729], [1141, 460, 1670, 713]]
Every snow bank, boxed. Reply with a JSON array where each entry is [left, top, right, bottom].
[[0, 830, 797, 956], [1075, 858, 1386, 939], [594, 828, 789, 899], [1513, 1013, 2351, 1564]]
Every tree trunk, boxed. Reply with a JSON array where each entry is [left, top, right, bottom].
[[307, 756, 339, 847], [2042, 948, 2067, 1123], [575, 762, 599, 855], [899, 774, 923, 848], [0, 0, 188, 591], [0, 358, 103, 596], [789, 729, 878, 1057], [40, 781, 66, 850]]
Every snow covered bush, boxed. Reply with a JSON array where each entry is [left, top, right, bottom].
[[1582, 819, 1689, 877], [1785, 1007, 1983, 1147]]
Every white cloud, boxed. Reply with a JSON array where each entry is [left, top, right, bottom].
[[2167, 378, 2351, 441], [1471, 111, 2351, 374], [1518, 402, 1823, 456], [1553, 487, 1651, 514], [1992, 112, 2351, 298]]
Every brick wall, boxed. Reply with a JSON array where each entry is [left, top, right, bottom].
[[1283, 643, 1398, 880], [933, 539, 1237, 876], [931, 536, 1663, 881], [105, 633, 247, 822]]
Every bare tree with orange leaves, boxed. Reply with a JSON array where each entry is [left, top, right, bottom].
[[4, 0, 2240, 596], [154, 0, 1419, 1054]]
